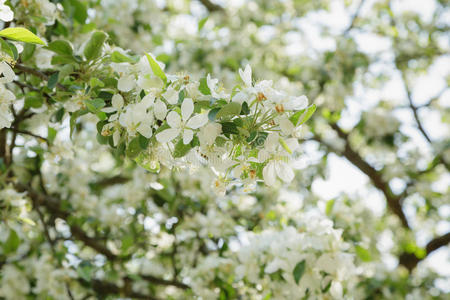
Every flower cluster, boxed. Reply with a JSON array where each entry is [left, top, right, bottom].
[[99, 58, 315, 192]]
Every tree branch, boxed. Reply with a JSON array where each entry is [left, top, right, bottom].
[[14, 64, 67, 91], [315, 123, 410, 228], [198, 0, 223, 12], [400, 72, 432, 144], [399, 232, 450, 271]]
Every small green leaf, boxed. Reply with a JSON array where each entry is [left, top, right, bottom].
[[84, 98, 105, 114], [21, 43, 36, 61], [47, 72, 59, 90], [145, 53, 167, 83], [84, 31, 107, 61], [199, 77, 211, 95], [6, 42, 18, 60], [25, 93, 43, 108], [355, 245, 372, 262], [47, 40, 73, 56], [325, 199, 335, 216], [221, 122, 239, 136], [240, 101, 250, 115], [89, 77, 104, 88], [216, 102, 241, 119], [77, 261, 93, 281], [293, 260, 306, 284], [3, 229, 20, 254], [0, 27, 46, 45], [47, 127, 57, 144], [134, 152, 160, 173], [0, 38, 15, 59], [173, 139, 193, 158], [126, 137, 142, 159], [208, 107, 220, 121], [198, 17, 208, 31], [68, 0, 88, 24], [111, 51, 134, 63], [290, 104, 316, 126]]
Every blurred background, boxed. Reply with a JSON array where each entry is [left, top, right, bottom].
[[87, 0, 450, 286], [6, 0, 449, 297]]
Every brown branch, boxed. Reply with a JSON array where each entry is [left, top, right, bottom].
[[13, 182, 189, 290], [316, 123, 410, 228], [3, 128, 48, 144], [198, 0, 223, 12], [13, 64, 67, 91], [400, 72, 432, 144], [344, 0, 366, 34], [399, 232, 450, 271]]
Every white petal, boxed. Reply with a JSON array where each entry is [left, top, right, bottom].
[[156, 128, 179, 143], [166, 111, 181, 128], [137, 124, 152, 138], [113, 131, 120, 146], [263, 162, 277, 186], [0, 7, 13, 22], [183, 129, 193, 144], [239, 64, 252, 87], [162, 87, 179, 105], [285, 95, 308, 111], [186, 113, 208, 129], [279, 117, 294, 135], [141, 94, 155, 107], [111, 94, 124, 110], [102, 107, 117, 113], [181, 98, 194, 121], [154, 100, 167, 120], [0, 62, 15, 83], [285, 138, 299, 152], [118, 75, 134, 92], [275, 161, 294, 183]]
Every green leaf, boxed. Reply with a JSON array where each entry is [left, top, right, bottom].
[[121, 235, 134, 252], [126, 137, 142, 159], [89, 77, 104, 88], [173, 139, 193, 158], [3, 229, 20, 254], [0, 27, 46, 45], [145, 53, 167, 84], [77, 261, 93, 281], [135, 152, 160, 173], [68, 0, 88, 24], [240, 101, 250, 115], [47, 127, 57, 144], [70, 109, 88, 138], [47, 40, 73, 56], [221, 122, 239, 136], [111, 51, 134, 63], [216, 102, 241, 120], [208, 108, 220, 121], [6, 42, 18, 60], [0, 38, 15, 59], [21, 43, 36, 61], [289, 104, 316, 126], [198, 17, 208, 31], [51, 54, 77, 65], [355, 245, 372, 262], [325, 199, 335, 216], [47, 72, 59, 90], [84, 31, 107, 61], [84, 98, 105, 114], [293, 260, 306, 284], [199, 77, 211, 95], [25, 93, 43, 108]]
